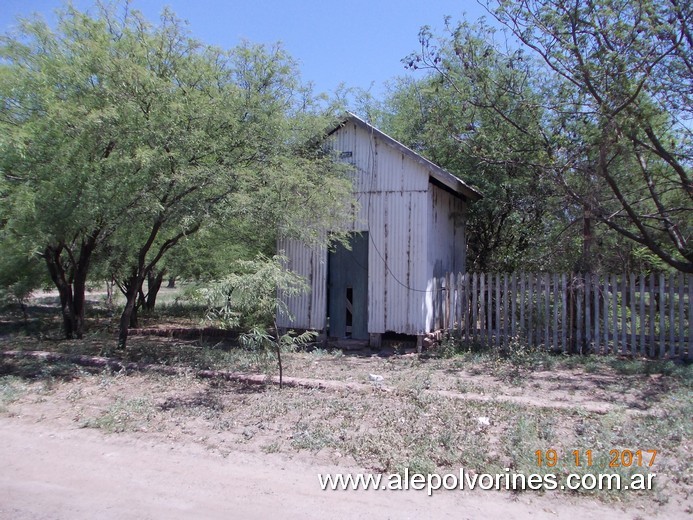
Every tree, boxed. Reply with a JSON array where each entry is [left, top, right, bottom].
[[0, 2, 354, 345], [0, 233, 47, 319], [380, 23, 567, 272], [487, 0, 691, 271], [196, 254, 317, 388]]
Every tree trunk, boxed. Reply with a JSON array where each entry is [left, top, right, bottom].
[[116, 218, 200, 349], [129, 303, 139, 329], [145, 270, 165, 310], [167, 276, 176, 289], [273, 320, 283, 389], [43, 239, 95, 340], [118, 274, 142, 349]]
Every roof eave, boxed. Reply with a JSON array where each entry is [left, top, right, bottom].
[[333, 112, 482, 202]]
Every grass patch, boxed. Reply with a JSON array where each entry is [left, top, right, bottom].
[[0, 376, 27, 413], [82, 397, 155, 433]]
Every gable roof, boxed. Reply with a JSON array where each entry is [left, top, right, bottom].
[[329, 112, 482, 202]]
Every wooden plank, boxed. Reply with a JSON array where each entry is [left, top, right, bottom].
[[686, 275, 693, 360], [612, 274, 619, 354], [503, 273, 509, 347], [576, 275, 583, 354], [678, 273, 684, 359], [638, 274, 645, 356], [603, 275, 610, 354], [528, 273, 534, 348], [649, 273, 656, 357], [629, 274, 636, 355], [669, 273, 675, 358], [520, 273, 526, 343], [585, 273, 591, 353], [487, 273, 493, 346], [453, 273, 459, 331], [561, 274, 567, 353], [495, 273, 501, 348], [510, 272, 517, 339], [450, 273, 456, 331], [433, 277, 439, 330], [553, 273, 559, 351], [479, 273, 486, 345], [472, 273, 478, 342], [455, 273, 461, 333], [621, 274, 628, 355], [592, 274, 599, 354], [536, 274, 542, 348], [449, 273, 454, 331], [659, 273, 665, 358], [463, 273, 470, 341], [544, 273, 550, 350]]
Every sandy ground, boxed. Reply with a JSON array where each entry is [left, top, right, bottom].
[[0, 416, 667, 520]]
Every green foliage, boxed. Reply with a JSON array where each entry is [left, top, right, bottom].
[[240, 327, 318, 369], [379, 23, 569, 272], [195, 254, 308, 329], [0, 2, 354, 342], [383, 1, 692, 273], [486, 0, 692, 272], [0, 233, 46, 306], [196, 254, 318, 387]]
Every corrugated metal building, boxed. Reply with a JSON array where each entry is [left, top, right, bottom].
[[277, 113, 481, 345]]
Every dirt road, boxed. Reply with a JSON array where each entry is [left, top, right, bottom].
[[0, 417, 673, 520]]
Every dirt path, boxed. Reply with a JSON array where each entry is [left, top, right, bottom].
[[0, 417, 680, 520]]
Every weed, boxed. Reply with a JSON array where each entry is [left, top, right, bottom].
[[291, 422, 334, 451], [261, 441, 281, 454], [82, 397, 154, 433], [0, 376, 26, 412]]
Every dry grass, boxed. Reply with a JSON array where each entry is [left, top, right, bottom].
[[0, 297, 691, 510]]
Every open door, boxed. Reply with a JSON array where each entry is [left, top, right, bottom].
[[327, 233, 368, 340]]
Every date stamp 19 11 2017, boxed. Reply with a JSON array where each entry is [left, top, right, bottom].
[[535, 449, 657, 468]]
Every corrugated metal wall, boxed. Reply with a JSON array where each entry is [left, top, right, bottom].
[[276, 238, 327, 330], [278, 120, 467, 336], [425, 184, 467, 331]]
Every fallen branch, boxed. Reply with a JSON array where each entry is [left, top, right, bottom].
[[1, 350, 623, 414]]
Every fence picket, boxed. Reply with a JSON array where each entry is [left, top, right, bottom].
[[528, 273, 534, 348], [503, 274, 509, 347], [621, 274, 628, 355], [463, 273, 470, 341], [428, 272, 689, 359], [603, 275, 610, 354], [480, 274, 486, 345], [681, 276, 693, 360], [495, 273, 501, 348], [585, 273, 591, 353], [678, 273, 684, 359], [471, 273, 478, 342], [553, 273, 559, 351], [561, 274, 567, 353], [669, 273, 675, 358], [592, 274, 600, 354], [659, 273, 665, 358], [630, 274, 636, 356], [610, 274, 618, 354], [520, 273, 526, 344]]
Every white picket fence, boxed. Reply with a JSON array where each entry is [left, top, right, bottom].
[[431, 272, 692, 359]]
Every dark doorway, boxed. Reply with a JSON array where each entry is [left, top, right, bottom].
[[327, 233, 368, 339]]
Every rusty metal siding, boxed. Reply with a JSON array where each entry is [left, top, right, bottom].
[[276, 238, 327, 330], [425, 184, 467, 331], [428, 183, 467, 276], [280, 118, 467, 336], [362, 190, 429, 334]]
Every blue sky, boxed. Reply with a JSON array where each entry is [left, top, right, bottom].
[[0, 0, 492, 99]]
